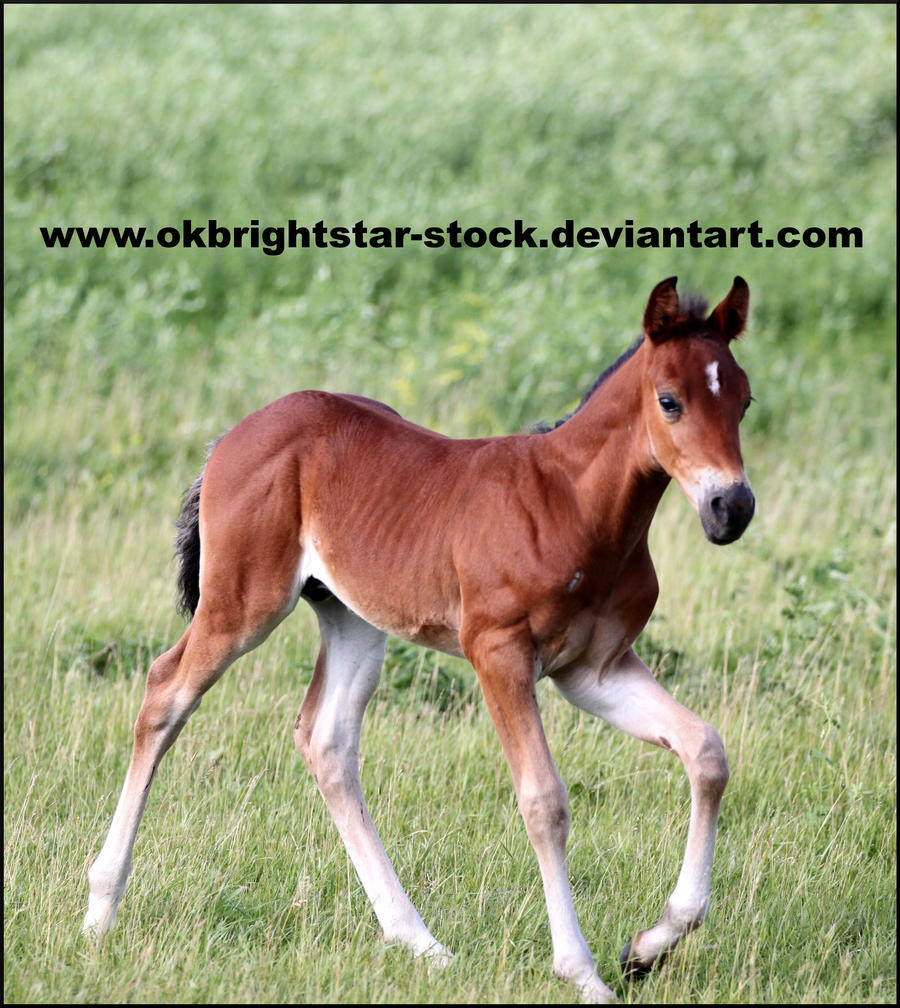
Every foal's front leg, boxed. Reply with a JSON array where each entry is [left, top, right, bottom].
[[553, 648, 729, 976], [465, 628, 617, 1004]]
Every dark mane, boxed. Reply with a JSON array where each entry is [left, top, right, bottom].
[[531, 291, 710, 433], [531, 338, 643, 433]]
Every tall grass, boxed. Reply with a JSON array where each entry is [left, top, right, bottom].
[[4, 4, 895, 1003]]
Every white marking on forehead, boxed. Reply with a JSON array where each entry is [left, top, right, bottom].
[[705, 361, 721, 397]]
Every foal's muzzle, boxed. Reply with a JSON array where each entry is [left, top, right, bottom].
[[699, 481, 755, 545]]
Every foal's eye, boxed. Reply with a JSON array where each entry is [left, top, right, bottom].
[[742, 396, 755, 418], [658, 395, 682, 417]]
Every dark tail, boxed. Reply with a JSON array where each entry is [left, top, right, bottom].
[[174, 438, 225, 619], [174, 468, 203, 619]]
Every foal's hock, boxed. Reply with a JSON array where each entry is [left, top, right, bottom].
[[84, 276, 754, 1003]]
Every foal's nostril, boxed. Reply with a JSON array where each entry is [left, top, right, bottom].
[[701, 482, 755, 544]]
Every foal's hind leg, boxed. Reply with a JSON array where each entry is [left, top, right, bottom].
[[84, 513, 302, 935], [553, 648, 729, 977], [82, 611, 257, 935], [294, 596, 450, 964]]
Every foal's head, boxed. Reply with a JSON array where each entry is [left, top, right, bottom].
[[641, 276, 755, 545]]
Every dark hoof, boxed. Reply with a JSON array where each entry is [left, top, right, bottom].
[[620, 940, 649, 979], [620, 938, 667, 980]]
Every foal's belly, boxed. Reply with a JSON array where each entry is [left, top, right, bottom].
[[342, 584, 465, 657], [325, 587, 466, 659]]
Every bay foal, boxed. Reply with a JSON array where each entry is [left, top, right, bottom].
[[84, 276, 754, 1002]]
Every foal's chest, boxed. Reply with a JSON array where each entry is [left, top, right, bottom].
[[532, 552, 659, 678]]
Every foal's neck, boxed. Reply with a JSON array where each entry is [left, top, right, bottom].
[[536, 344, 670, 552]]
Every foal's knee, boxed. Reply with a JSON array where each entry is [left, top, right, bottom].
[[518, 778, 570, 848], [693, 723, 729, 799]]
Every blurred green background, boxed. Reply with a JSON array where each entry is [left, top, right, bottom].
[[5, 4, 895, 525]]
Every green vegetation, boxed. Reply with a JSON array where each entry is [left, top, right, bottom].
[[4, 4, 895, 1003]]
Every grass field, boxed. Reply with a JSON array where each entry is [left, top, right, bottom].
[[4, 4, 896, 1003]]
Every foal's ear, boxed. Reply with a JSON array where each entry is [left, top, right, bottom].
[[708, 276, 750, 341], [643, 276, 680, 343]]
